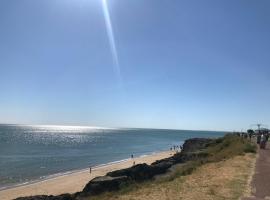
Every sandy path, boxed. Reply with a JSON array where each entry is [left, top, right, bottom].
[[0, 151, 173, 200]]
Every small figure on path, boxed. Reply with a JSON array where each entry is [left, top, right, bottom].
[[260, 133, 267, 149], [257, 134, 261, 145]]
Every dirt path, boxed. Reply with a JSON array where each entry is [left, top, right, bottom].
[[243, 143, 270, 200]]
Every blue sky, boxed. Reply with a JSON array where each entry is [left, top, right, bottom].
[[1, 0, 270, 131]]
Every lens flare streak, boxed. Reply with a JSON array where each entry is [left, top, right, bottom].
[[101, 0, 121, 80]]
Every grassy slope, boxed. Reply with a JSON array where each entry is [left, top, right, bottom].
[[89, 135, 257, 200]]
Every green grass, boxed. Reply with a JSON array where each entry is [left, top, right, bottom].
[[243, 143, 257, 153]]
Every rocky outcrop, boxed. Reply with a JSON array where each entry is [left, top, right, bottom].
[[15, 194, 74, 200], [107, 162, 172, 181], [80, 175, 128, 196], [181, 138, 213, 153]]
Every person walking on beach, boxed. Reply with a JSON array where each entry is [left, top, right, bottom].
[[89, 166, 92, 174], [131, 154, 135, 166]]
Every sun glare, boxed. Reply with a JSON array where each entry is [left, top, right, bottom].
[[101, 0, 122, 84]]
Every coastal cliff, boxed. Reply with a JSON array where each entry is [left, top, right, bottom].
[[15, 134, 256, 200]]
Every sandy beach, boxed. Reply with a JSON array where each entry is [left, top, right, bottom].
[[0, 151, 173, 200]]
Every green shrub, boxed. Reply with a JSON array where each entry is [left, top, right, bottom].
[[201, 134, 257, 163], [243, 143, 257, 153]]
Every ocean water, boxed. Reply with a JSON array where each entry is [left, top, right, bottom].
[[0, 124, 226, 189]]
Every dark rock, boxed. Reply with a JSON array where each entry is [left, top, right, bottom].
[[14, 194, 74, 200], [151, 152, 186, 166], [181, 138, 213, 154], [107, 162, 172, 182], [80, 175, 128, 196]]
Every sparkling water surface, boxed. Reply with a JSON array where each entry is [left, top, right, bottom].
[[0, 124, 226, 189]]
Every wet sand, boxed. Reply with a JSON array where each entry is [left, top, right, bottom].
[[0, 151, 174, 200]]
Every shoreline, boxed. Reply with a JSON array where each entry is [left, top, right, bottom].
[[0, 151, 168, 191], [0, 157, 132, 192], [0, 150, 174, 200]]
